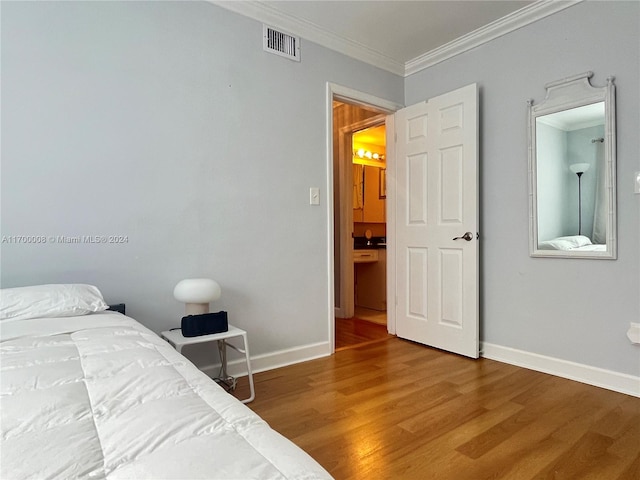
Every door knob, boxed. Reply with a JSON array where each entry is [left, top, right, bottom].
[[453, 232, 473, 241]]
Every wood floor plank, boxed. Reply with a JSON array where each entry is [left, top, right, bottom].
[[531, 431, 618, 480], [592, 395, 640, 439], [617, 454, 640, 480], [471, 434, 565, 480], [239, 337, 640, 479], [335, 317, 391, 350]]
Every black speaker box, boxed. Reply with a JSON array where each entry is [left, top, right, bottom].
[[181, 311, 228, 337]]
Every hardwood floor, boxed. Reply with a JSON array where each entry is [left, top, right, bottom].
[[237, 338, 640, 480], [335, 317, 392, 350], [354, 306, 387, 326]]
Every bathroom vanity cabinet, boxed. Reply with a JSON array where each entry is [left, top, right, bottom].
[[354, 248, 386, 311]]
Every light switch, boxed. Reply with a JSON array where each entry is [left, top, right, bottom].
[[635, 172, 640, 194], [309, 187, 320, 205]]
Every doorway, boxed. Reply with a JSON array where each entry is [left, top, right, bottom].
[[327, 83, 402, 354], [327, 83, 479, 358], [332, 101, 388, 349]]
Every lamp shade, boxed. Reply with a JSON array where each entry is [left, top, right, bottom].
[[174, 279, 221, 315], [569, 163, 590, 174]]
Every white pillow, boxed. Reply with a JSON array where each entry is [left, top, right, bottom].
[[538, 235, 593, 250], [0, 284, 109, 321]]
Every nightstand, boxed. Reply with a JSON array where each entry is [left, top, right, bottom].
[[160, 325, 255, 403]]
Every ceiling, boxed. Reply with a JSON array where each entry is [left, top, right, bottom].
[[353, 124, 386, 149], [213, 1, 579, 76], [537, 102, 605, 131], [266, 1, 531, 63]]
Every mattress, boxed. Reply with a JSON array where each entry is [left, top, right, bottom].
[[0, 312, 332, 479]]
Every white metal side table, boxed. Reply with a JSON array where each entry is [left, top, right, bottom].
[[160, 325, 255, 403]]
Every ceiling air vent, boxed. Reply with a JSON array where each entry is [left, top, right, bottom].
[[263, 25, 300, 62]]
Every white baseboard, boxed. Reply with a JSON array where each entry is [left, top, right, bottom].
[[201, 341, 332, 378], [482, 342, 640, 398], [201, 339, 639, 398]]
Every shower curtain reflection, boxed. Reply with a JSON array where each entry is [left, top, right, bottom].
[[592, 139, 607, 244]]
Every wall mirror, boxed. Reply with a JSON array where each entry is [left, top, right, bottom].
[[528, 71, 616, 259]]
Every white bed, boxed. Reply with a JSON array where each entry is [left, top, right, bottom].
[[537, 234, 606, 252], [0, 285, 332, 479]]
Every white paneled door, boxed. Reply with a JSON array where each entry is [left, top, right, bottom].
[[393, 84, 479, 358]]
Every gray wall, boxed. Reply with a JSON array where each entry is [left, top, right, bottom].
[[406, 0, 639, 376], [2, 1, 638, 378], [0, 1, 403, 361]]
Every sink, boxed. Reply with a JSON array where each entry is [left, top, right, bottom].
[[353, 236, 386, 250]]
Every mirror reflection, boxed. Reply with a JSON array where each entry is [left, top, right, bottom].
[[536, 102, 606, 252], [528, 71, 616, 259]]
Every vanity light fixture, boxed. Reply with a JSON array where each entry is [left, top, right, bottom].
[[569, 163, 591, 235], [353, 149, 385, 168], [354, 148, 384, 160]]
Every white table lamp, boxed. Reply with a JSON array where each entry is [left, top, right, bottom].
[[174, 278, 221, 315]]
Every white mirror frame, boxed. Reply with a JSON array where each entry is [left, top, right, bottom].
[[527, 71, 616, 259]]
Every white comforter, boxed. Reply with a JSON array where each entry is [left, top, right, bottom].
[[0, 312, 331, 479]]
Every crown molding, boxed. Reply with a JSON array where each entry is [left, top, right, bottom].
[[405, 0, 582, 76], [210, 0, 405, 75], [211, 0, 582, 78]]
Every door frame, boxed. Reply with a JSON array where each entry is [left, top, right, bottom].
[[326, 83, 403, 353]]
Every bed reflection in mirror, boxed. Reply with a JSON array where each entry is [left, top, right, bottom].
[[535, 103, 606, 252], [528, 71, 616, 259]]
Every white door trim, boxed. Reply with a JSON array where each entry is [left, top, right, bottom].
[[385, 112, 397, 336], [326, 83, 403, 353]]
